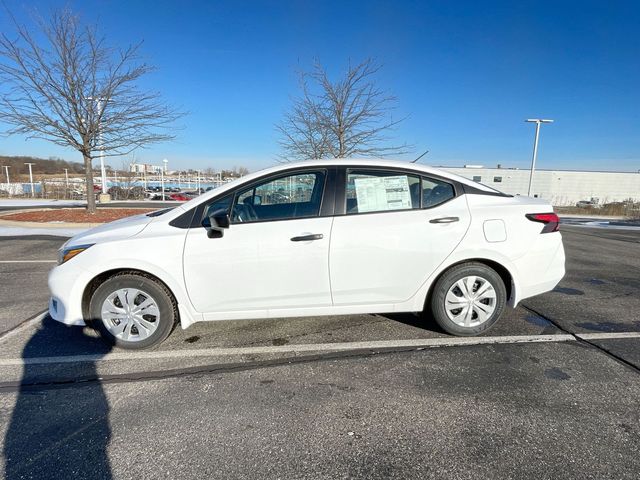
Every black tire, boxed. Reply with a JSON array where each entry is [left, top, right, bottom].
[[429, 262, 507, 336], [89, 273, 177, 349]]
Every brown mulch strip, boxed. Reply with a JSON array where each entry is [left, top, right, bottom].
[[2, 208, 159, 224]]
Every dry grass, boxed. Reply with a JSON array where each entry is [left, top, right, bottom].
[[556, 203, 640, 219], [2, 208, 158, 223]]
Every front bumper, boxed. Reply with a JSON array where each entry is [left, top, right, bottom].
[[48, 261, 94, 327]]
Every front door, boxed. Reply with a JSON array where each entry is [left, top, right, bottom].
[[183, 169, 333, 315]]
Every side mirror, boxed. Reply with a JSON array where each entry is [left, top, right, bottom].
[[201, 209, 230, 238]]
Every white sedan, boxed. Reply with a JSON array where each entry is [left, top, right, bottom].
[[49, 159, 565, 349]]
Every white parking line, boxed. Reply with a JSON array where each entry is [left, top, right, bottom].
[[0, 311, 49, 342], [0, 334, 580, 366], [1, 327, 640, 367]]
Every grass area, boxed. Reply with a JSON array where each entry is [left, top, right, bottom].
[[1, 208, 158, 223], [556, 204, 640, 219]]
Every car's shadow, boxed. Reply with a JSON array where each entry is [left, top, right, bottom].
[[377, 312, 448, 335], [3, 316, 113, 479]]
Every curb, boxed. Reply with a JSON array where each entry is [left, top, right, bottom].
[[0, 219, 100, 228]]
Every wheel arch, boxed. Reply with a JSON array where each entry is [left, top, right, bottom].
[[423, 258, 515, 312], [81, 268, 180, 323]]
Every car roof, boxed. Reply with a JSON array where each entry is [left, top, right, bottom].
[[264, 158, 499, 193], [167, 158, 500, 217]]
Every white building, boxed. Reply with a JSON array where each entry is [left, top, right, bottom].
[[439, 165, 640, 206], [129, 163, 165, 174]]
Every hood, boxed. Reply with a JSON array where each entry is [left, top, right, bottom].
[[64, 212, 155, 248]]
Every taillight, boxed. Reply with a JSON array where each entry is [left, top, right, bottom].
[[526, 213, 560, 233]]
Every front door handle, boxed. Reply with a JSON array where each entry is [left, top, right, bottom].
[[429, 216, 459, 224], [291, 233, 324, 242]]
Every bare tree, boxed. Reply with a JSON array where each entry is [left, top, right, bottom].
[[277, 75, 331, 160], [233, 166, 249, 176], [0, 9, 182, 212], [276, 59, 411, 161]]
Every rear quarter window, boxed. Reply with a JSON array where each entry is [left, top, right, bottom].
[[422, 177, 455, 208]]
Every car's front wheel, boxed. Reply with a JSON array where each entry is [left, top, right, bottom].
[[89, 273, 177, 349], [429, 262, 506, 336]]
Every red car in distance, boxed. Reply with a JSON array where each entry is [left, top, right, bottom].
[[169, 192, 191, 201]]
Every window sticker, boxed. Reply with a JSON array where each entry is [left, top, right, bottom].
[[354, 175, 411, 213]]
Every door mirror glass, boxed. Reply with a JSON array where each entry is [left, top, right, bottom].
[[202, 209, 230, 238], [211, 210, 230, 229]]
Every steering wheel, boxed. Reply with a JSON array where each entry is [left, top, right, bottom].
[[234, 203, 258, 223]]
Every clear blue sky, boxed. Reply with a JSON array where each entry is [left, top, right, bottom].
[[1, 0, 639, 172]]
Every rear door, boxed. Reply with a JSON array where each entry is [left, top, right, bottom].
[[329, 168, 471, 306]]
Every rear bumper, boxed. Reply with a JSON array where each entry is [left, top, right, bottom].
[[513, 233, 566, 304], [48, 262, 93, 327]]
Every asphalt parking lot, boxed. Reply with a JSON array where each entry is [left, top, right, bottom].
[[1, 226, 639, 479]]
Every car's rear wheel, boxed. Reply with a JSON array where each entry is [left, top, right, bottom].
[[429, 262, 506, 336], [89, 273, 176, 349]]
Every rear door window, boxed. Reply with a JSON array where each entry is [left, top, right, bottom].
[[346, 170, 421, 214]]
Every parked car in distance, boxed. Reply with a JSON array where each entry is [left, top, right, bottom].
[[107, 186, 147, 200], [149, 193, 169, 200], [576, 200, 599, 208], [49, 159, 565, 349], [148, 191, 186, 201], [169, 192, 191, 201]]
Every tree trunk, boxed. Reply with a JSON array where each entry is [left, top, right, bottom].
[[83, 153, 96, 213]]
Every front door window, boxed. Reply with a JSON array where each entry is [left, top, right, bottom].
[[231, 171, 326, 223]]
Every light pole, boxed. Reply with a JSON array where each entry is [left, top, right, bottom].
[[1, 166, 9, 197], [160, 166, 165, 201], [24, 162, 35, 198], [86, 96, 109, 196], [525, 119, 554, 197], [161, 159, 168, 200], [64, 168, 69, 199]]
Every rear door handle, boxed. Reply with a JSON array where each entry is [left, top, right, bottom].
[[429, 216, 459, 224], [290, 233, 324, 242]]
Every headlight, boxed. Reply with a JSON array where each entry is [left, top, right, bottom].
[[58, 244, 94, 265]]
